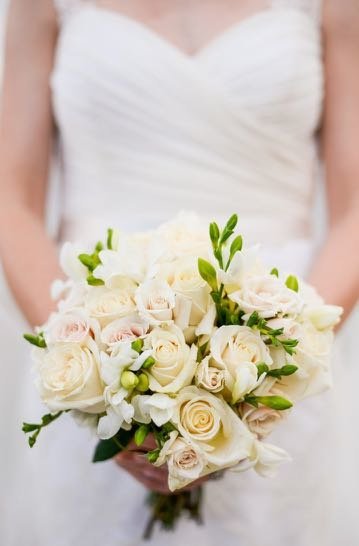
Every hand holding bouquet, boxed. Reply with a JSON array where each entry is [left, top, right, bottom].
[[23, 213, 342, 536]]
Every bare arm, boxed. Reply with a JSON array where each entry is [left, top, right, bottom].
[[309, 0, 359, 321], [0, 0, 61, 326]]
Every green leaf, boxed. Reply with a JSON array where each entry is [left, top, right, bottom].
[[107, 228, 120, 250], [280, 338, 299, 356], [23, 333, 47, 349], [256, 395, 293, 411], [142, 356, 155, 369], [147, 448, 161, 463], [285, 275, 299, 292], [270, 267, 279, 277], [198, 258, 218, 292], [267, 364, 298, 378], [134, 424, 150, 446], [246, 312, 261, 328], [92, 428, 133, 462], [86, 274, 105, 286], [229, 235, 243, 256], [225, 214, 238, 232], [257, 363, 269, 378], [131, 338, 144, 353], [209, 222, 220, 245], [22, 423, 40, 433], [92, 438, 123, 462]]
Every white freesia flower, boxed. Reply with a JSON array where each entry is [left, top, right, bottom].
[[44, 310, 91, 346], [195, 356, 225, 393], [35, 337, 104, 413], [229, 274, 303, 319], [94, 234, 150, 286], [132, 393, 177, 427], [144, 325, 198, 393], [85, 286, 135, 327], [218, 245, 265, 293], [303, 304, 343, 331], [59, 242, 88, 282], [100, 314, 149, 347], [155, 430, 207, 491], [135, 279, 176, 325], [233, 440, 291, 477], [210, 325, 272, 399], [97, 388, 134, 439], [172, 386, 254, 467]]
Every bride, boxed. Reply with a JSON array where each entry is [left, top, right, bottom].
[[0, 1, 358, 545]]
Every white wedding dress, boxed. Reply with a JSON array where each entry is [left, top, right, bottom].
[[1, 1, 358, 545]]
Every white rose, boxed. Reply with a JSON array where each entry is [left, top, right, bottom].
[[85, 286, 135, 326], [35, 338, 104, 413], [303, 304, 343, 331], [172, 386, 254, 467], [144, 325, 197, 393], [157, 257, 211, 328], [100, 314, 149, 346], [229, 274, 303, 318], [195, 356, 225, 393], [239, 402, 287, 439], [210, 325, 272, 399], [155, 430, 207, 491], [132, 393, 177, 427], [44, 311, 91, 345], [135, 279, 176, 325], [154, 213, 210, 260]]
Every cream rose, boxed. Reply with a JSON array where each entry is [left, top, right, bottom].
[[172, 386, 254, 467], [144, 325, 197, 393], [155, 430, 207, 491], [135, 279, 176, 325], [85, 286, 135, 326], [44, 311, 91, 345], [100, 314, 149, 346], [229, 274, 303, 318], [35, 338, 104, 413], [210, 325, 272, 399], [239, 402, 287, 439], [195, 356, 225, 393], [154, 256, 211, 332]]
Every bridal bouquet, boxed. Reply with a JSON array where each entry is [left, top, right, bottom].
[[22, 213, 342, 536]]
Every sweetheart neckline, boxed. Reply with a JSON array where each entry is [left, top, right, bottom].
[[79, 4, 279, 61]]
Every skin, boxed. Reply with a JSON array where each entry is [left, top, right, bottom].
[[0, 0, 358, 493]]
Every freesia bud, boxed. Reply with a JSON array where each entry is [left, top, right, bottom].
[[120, 370, 139, 390]]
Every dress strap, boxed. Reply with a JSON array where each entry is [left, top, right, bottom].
[[271, 0, 322, 25]]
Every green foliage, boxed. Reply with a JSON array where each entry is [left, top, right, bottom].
[[198, 258, 218, 292], [246, 312, 299, 355], [22, 411, 63, 447], [245, 395, 293, 411], [93, 428, 133, 462], [267, 364, 298, 379], [23, 332, 47, 349], [285, 275, 299, 292], [134, 424, 150, 446], [270, 267, 279, 277]]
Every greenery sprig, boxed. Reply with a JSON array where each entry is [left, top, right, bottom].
[[246, 312, 299, 355], [78, 240, 105, 286], [244, 394, 293, 411], [22, 411, 64, 447], [23, 332, 47, 348]]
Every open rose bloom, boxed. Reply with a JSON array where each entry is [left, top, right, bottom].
[[23, 214, 342, 535]]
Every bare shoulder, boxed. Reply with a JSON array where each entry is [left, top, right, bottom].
[[323, 0, 359, 38], [8, 0, 58, 28]]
